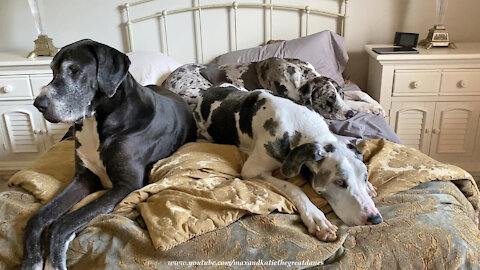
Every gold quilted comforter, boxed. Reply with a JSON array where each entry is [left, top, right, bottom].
[[1, 139, 479, 269]]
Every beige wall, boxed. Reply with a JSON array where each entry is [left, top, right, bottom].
[[1, 0, 480, 89], [345, 0, 480, 88]]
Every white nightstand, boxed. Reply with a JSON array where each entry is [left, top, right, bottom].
[[365, 43, 480, 175], [0, 51, 70, 180]]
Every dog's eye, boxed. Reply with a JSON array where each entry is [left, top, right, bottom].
[[335, 179, 348, 188], [69, 66, 80, 75]]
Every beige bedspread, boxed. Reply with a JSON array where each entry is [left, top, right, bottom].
[[1, 139, 479, 269]]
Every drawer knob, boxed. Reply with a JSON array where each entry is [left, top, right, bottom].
[[459, 80, 468, 88], [33, 129, 47, 135], [411, 81, 419, 89], [1, 85, 13, 93]]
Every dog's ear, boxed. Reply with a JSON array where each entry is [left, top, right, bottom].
[[281, 143, 323, 178], [298, 83, 313, 107], [331, 80, 344, 99], [346, 143, 363, 160], [92, 43, 131, 98]]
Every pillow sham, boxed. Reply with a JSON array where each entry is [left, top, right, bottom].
[[127, 51, 181, 86], [215, 30, 348, 86]]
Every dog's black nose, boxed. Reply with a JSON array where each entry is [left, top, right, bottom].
[[366, 213, 383, 225], [345, 110, 356, 119], [34, 95, 50, 113]]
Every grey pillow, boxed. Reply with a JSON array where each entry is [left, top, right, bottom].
[[215, 30, 348, 86], [327, 113, 403, 145]]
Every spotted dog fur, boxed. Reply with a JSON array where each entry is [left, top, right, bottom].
[[195, 86, 383, 241], [162, 64, 212, 107], [162, 57, 355, 120]]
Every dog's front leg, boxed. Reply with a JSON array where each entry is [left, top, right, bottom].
[[47, 165, 144, 270], [22, 169, 101, 270], [241, 152, 337, 242], [261, 174, 338, 242]]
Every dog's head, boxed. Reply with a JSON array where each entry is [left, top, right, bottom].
[[299, 76, 355, 120], [281, 141, 382, 226], [33, 39, 130, 123]]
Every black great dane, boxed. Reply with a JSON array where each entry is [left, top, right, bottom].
[[23, 39, 196, 270]]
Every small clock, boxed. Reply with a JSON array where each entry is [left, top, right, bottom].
[[394, 32, 419, 48], [418, 25, 456, 49]]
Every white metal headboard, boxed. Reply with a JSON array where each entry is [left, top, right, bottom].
[[123, 0, 349, 63]]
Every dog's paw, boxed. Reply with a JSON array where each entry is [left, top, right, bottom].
[[367, 181, 377, 198], [21, 257, 43, 270], [371, 106, 386, 117], [344, 100, 386, 117], [357, 104, 386, 117], [48, 233, 75, 270], [301, 209, 338, 242]]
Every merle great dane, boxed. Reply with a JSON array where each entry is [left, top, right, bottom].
[[195, 86, 382, 241], [23, 40, 196, 270], [162, 57, 356, 120]]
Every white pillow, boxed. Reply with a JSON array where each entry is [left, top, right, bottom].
[[127, 51, 181, 86]]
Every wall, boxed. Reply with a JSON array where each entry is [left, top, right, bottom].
[[345, 0, 480, 88], [2, 0, 480, 89]]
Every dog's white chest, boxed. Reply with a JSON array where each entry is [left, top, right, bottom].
[[76, 117, 112, 189]]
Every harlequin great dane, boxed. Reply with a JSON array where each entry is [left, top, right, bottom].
[[162, 57, 385, 120], [194, 86, 382, 241], [24, 39, 196, 270]]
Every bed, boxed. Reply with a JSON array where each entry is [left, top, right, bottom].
[[1, 0, 480, 269]]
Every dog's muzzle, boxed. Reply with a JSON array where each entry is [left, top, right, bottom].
[[34, 95, 50, 113]]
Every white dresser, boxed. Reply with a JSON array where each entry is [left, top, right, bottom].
[[365, 43, 480, 175], [0, 51, 70, 180]]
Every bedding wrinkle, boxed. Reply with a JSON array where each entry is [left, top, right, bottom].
[[1, 139, 479, 269]]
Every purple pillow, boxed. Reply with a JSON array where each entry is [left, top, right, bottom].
[[215, 30, 348, 86]]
